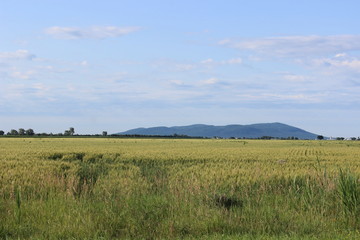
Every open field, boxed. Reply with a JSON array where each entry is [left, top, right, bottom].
[[1, 138, 360, 239]]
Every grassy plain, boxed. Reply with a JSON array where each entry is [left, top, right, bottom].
[[1, 138, 360, 239]]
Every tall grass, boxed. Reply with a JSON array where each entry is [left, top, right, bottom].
[[14, 185, 22, 224], [338, 168, 360, 228], [0, 138, 360, 239]]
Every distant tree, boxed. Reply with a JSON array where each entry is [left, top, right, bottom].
[[69, 127, 75, 135], [18, 128, 25, 135], [64, 130, 71, 136], [102, 131, 107, 136], [10, 129, 19, 135], [26, 129, 35, 136], [351, 137, 357, 141], [287, 136, 299, 140], [261, 136, 272, 140], [0, 130, 4, 136], [317, 135, 324, 140], [336, 137, 345, 141]]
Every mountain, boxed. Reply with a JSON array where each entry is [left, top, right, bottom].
[[117, 123, 318, 139]]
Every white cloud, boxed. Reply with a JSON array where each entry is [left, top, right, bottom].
[[313, 55, 360, 72], [10, 70, 36, 80], [0, 50, 36, 61], [45, 26, 140, 40], [263, 93, 325, 103], [151, 59, 196, 72], [170, 80, 186, 86], [334, 59, 360, 69], [222, 58, 242, 64], [220, 35, 360, 57], [335, 53, 347, 58], [175, 64, 195, 71], [218, 39, 231, 45], [200, 58, 214, 64], [201, 58, 242, 65], [200, 77, 219, 85], [31, 83, 52, 98], [98, 72, 129, 83], [283, 74, 307, 82], [2, 84, 25, 99], [80, 61, 88, 66]]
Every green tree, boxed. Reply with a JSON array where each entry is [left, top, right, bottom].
[[18, 128, 25, 135], [26, 129, 34, 136], [64, 127, 75, 136], [0, 130, 4, 135], [10, 129, 19, 135], [317, 135, 324, 140], [102, 131, 107, 136]]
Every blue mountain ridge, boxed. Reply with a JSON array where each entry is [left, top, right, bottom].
[[118, 122, 318, 139]]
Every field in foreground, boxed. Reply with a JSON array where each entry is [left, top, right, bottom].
[[1, 138, 360, 239]]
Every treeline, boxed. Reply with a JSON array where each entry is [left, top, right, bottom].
[[0, 127, 77, 137], [2, 128, 359, 140], [112, 134, 206, 139], [0, 128, 203, 139], [0, 128, 35, 136]]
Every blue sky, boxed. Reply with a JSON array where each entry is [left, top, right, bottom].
[[1, 0, 360, 137]]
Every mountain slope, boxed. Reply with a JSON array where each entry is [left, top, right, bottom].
[[118, 123, 318, 139]]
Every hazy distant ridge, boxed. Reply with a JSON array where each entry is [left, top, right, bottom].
[[118, 122, 318, 139]]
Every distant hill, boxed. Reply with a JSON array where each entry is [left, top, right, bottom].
[[117, 123, 318, 139]]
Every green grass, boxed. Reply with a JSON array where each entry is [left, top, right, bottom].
[[1, 138, 360, 239]]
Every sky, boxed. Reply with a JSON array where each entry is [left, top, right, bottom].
[[1, 0, 360, 137]]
